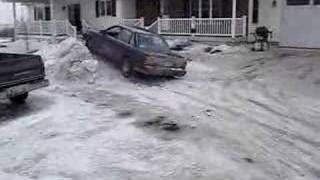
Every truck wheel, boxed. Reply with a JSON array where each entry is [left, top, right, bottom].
[[10, 93, 29, 104], [121, 60, 133, 78]]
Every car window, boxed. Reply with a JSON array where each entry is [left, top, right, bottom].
[[118, 29, 132, 44], [129, 35, 135, 46], [104, 27, 121, 38], [136, 33, 170, 54]]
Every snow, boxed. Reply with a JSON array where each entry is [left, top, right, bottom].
[[0, 39, 49, 53], [0, 39, 320, 180], [36, 38, 98, 84], [166, 39, 192, 50], [209, 44, 249, 54]]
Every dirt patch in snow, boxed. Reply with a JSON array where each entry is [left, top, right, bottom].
[[37, 38, 98, 84]]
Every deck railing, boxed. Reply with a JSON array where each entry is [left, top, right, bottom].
[[159, 18, 192, 35], [120, 17, 144, 28], [157, 16, 247, 37], [16, 20, 77, 39], [145, 19, 159, 33]]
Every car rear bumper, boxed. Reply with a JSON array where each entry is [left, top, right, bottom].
[[136, 66, 187, 77], [0, 79, 49, 99]]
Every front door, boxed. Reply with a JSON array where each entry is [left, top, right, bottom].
[[137, 0, 160, 26], [68, 4, 82, 32]]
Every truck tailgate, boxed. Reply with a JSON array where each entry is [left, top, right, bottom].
[[0, 53, 45, 89]]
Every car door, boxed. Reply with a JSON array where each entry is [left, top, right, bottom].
[[99, 26, 122, 61], [114, 28, 134, 65]]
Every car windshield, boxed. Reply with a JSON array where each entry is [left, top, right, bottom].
[[136, 33, 170, 54]]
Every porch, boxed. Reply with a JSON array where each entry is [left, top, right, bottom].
[[3, 0, 248, 41], [139, 0, 248, 38]]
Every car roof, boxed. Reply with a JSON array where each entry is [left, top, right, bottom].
[[116, 25, 155, 35]]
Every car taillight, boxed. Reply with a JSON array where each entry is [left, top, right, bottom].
[[144, 65, 155, 70], [144, 56, 156, 65]]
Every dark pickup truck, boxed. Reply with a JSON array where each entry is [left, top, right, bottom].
[[0, 53, 49, 103]]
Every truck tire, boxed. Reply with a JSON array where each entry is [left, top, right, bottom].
[[10, 93, 29, 104], [121, 59, 133, 78]]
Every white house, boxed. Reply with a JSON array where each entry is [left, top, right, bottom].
[[249, 0, 320, 48], [4, 0, 320, 48], [248, 0, 282, 42], [280, 0, 320, 48], [3, 0, 249, 39]]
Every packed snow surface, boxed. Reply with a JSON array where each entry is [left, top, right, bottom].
[[0, 39, 320, 180]]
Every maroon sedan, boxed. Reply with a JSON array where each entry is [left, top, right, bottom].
[[84, 25, 188, 78]]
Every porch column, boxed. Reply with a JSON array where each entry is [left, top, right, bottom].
[[199, 0, 202, 18], [209, 0, 213, 18], [231, 0, 237, 38], [12, 2, 17, 41], [50, 0, 54, 20], [248, 0, 253, 35], [42, 4, 46, 20], [160, 0, 164, 16]]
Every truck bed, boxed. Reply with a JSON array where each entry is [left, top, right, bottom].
[[0, 53, 45, 90]]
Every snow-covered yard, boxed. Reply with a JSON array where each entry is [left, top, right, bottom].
[[0, 38, 319, 180]]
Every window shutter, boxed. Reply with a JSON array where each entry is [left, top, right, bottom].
[[96, 0, 100, 17], [112, 0, 116, 16], [34, 7, 37, 20]]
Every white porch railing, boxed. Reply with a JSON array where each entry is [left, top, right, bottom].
[[16, 20, 77, 39], [120, 17, 144, 28], [157, 16, 247, 37], [159, 18, 192, 35], [145, 19, 159, 33]]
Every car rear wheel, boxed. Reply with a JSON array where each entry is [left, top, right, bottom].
[[10, 93, 28, 104], [121, 60, 133, 78]]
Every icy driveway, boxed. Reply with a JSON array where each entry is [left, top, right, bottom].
[[0, 41, 320, 180]]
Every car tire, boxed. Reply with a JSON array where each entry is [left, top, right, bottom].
[[85, 40, 92, 52], [121, 60, 133, 78], [10, 93, 28, 104]]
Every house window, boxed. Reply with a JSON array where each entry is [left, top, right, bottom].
[[44, 7, 51, 20], [287, 0, 310, 5], [95, 0, 116, 17], [106, 1, 112, 16], [34, 6, 51, 21], [100, 1, 106, 16], [252, 0, 259, 24]]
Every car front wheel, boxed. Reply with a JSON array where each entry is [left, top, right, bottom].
[[121, 60, 133, 78], [10, 93, 29, 104]]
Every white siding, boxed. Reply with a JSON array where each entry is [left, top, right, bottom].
[[280, 3, 320, 48], [49, 0, 136, 29], [248, 0, 282, 42]]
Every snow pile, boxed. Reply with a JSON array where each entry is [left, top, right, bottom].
[[37, 38, 98, 84], [0, 39, 49, 54], [166, 39, 192, 50], [206, 44, 249, 54]]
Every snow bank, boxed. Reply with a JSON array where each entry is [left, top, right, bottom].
[[166, 39, 192, 50], [37, 38, 98, 84], [0, 39, 49, 53], [207, 44, 249, 54]]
